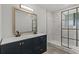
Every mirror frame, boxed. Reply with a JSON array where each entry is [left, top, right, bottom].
[[12, 7, 37, 35]]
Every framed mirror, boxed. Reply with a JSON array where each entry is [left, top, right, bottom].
[[12, 7, 37, 35]]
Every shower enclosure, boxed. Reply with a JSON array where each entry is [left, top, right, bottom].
[[61, 7, 79, 48]]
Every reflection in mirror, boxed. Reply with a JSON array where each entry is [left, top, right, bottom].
[[13, 8, 37, 36]]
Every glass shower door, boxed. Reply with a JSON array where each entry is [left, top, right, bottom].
[[69, 9, 76, 48], [62, 11, 69, 47], [78, 8, 79, 46], [61, 8, 79, 48]]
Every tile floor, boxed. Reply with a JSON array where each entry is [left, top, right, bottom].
[[44, 43, 70, 54]]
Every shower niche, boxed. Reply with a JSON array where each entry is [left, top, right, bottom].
[[61, 7, 79, 48]]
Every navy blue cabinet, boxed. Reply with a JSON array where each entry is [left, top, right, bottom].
[[1, 35, 47, 54], [21, 39, 33, 54], [32, 35, 47, 54], [0, 46, 1, 54], [1, 41, 21, 54]]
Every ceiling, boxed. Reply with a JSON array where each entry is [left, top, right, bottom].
[[37, 4, 79, 12]]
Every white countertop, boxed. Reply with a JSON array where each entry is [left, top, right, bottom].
[[1, 33, 46, 45]]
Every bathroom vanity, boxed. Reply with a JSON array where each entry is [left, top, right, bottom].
[[0, 34, 47, 54], [0, 7, 47, 54]]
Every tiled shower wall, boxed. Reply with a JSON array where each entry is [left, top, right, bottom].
[[48, 11, 61, 45]]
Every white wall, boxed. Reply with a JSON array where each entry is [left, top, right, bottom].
[[48, 11, 61, 45], [2, 4, 17, 38], [51, 11, 61, 43], [46, 11, 54, 42]]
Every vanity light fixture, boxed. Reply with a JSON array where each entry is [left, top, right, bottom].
[[20, 5, 34, 12]]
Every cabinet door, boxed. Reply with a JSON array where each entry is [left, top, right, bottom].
[[32, 35, 47, 54], [21, 39, 33, 54], [1, 41, 21, 54], [35, 35, 47, 54], [1, 44, 7, 54], [32, 37, 41, 54], [0, 45, 1, 54], [40, 35, 47, 53]]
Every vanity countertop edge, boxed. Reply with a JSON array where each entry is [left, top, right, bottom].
[[1, 33, 47, 45]]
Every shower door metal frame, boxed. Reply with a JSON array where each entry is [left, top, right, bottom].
[[61, 7, 79, 48]]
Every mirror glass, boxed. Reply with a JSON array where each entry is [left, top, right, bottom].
[[13, 8, 37, 35]]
